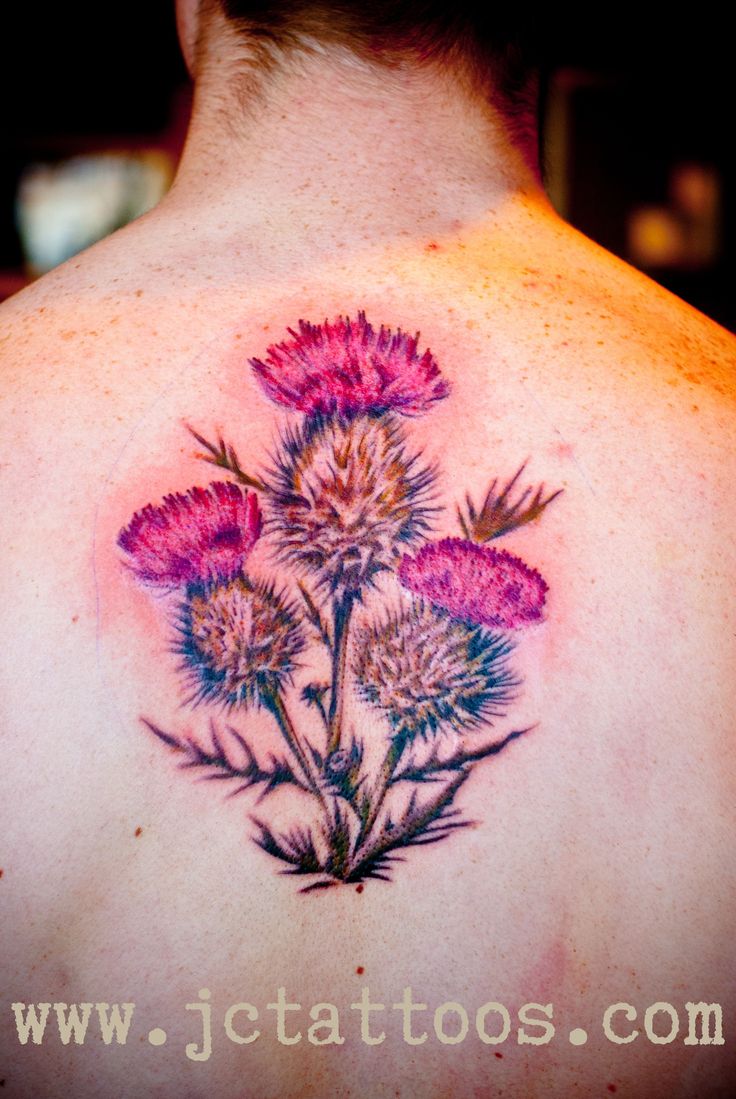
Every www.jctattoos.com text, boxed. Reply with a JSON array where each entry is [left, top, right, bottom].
[[10, 991, 725, 1060]]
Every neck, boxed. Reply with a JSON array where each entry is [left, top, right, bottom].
[[162, 39, 554, 255]]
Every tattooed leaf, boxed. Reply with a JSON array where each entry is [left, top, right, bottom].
[[186, 424, 267, 492], [142, 718, 308, 798], [349, 772, 473, 882], [457, 462, 562, 542], [251, 818, 324, 874], [297, 583, 332, 647], [390, 725, 534, 784]]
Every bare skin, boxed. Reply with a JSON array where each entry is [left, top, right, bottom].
[[1, 13, 735, 1098]]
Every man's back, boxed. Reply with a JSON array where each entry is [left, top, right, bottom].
[[2, 189, 734, 1098], [1, 7, 735, 1096]]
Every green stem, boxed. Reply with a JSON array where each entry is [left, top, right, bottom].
[[356, 734, 408, 847], [326, 594, 354, 754], [265, 690, 338, 839], [265, 690, 319, 795]]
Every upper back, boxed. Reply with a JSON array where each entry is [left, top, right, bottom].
[[1, 202, 735, 1098]]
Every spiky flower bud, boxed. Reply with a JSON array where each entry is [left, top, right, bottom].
[[353, 599, 518, 741], [267, 414, 436, 598], [176, 577, 305, 708]]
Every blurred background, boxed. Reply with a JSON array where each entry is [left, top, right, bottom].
[[0, 5, 733, 330]]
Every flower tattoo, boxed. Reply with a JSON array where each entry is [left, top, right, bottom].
[[250, 312, 450, 417], [119, 481, 262, 588], [118, 310, 562, 891]]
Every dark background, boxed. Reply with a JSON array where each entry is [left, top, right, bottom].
[[1, 5, 733, 329]]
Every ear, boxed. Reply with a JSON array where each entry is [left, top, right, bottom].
[[175, 0, 201, 78]]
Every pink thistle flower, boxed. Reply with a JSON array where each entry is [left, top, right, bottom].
[[250, 310, 450, 418], [398, 537, 548, 629], [118, 482, 262, 589]]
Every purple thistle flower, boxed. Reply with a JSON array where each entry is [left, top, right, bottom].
[[398, 537, 548, 630], [250, 310, 450, 418], [118, 482, 262, 589]]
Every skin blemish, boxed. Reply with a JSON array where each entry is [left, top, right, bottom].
[[134, 827, 143, 838], [356, 884, 364, 894], [356, 966, 365, 975], [0, 869, 4, 878], [71, 615, 79, 623], [425, 241, 439, 251], [550, 441, 575, 462], [607, 1086, 617, 1094], [135, 289, 144, 297], [495, 1051, 503, 1059]]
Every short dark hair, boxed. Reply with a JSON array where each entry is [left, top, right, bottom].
[[216, 2, 543, 162]]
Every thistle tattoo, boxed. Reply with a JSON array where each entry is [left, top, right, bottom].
[[118, 310, 561, 891]]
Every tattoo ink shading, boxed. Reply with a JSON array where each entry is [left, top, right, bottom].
[[118, 310, 561, 891]]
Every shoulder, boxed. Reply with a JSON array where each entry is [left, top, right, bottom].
[[0, 217, 216, 449], [542, 216, 736, 390]]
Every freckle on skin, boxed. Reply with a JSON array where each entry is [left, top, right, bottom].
[[134, 827, 142, 838]]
